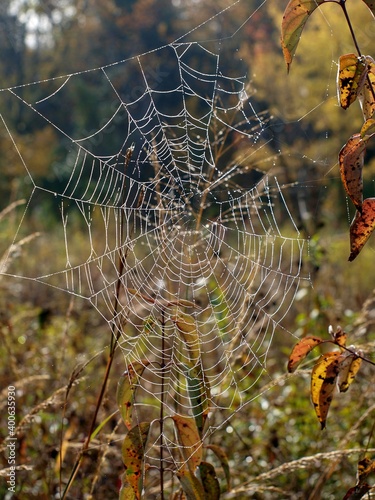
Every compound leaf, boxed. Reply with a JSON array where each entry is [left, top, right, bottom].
[[281, 0, 328, 71], [311, 351, 344, 429], [121, 422, 150, 500], [339, 134, 366, 213], [349, 197, 375, 261], [287, 336, 325, 373], [117, 361, 150, 430], [338, 54, 367, 109]]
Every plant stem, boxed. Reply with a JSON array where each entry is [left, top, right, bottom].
[[160, 309, 166, 500], [62, 145, 134, 499]]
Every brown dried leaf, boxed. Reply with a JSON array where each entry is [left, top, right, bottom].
[[338, 54, 367, 109], [287, 336, 325, 373], [311, 352, 344, 429], [349, 197, 375, 261], [339, 134, 366, 213]]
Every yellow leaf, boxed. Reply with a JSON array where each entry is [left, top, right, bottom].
[[359, 57, 375, 120], [281, 0, 326, 71], [339, 134, 366, 213], [117, 361, 150, 430], [339, 356, 362, 392], [311, 352, 344, 429], [287, 336, 325, 373], [360, 118, 375, 139], [121, 422, 150, 500], [337, 54, 367, 110], [171, 311, 201, 366], [172, 415, 203, 473], [349, 198, 375, 261]]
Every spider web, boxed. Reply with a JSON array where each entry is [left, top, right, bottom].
[[0, 1, 312, 474]]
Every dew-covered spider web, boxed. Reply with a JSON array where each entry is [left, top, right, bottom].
[[0, 0, 315, 470]]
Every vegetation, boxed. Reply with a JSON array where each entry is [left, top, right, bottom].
[[1, 0, 375, 499]]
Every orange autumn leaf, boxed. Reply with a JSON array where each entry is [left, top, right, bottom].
[[287, 336, 325, 373], [311, 351, 344, 429], [339, 134, 366, 213], [349, 197, 375, 261], [332, 325, 347, 348]]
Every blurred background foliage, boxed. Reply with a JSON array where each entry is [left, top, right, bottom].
[[1, 0, 375, 498]]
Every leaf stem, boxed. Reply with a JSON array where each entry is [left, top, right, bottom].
[[340, 1, 361, 57]]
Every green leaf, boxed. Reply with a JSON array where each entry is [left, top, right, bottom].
[[199, 462, 221, 500], [185, 365, 210, 436], [281, 0, 328, 71], [172, 415, 203, 473], [121, 422, 150, 499], [311, 351, 344, 429], [349, 198, 375, 261], [206, 444, 231, 491], [287, 336, 325, 373], [117, 361, 150, 430], [337, 54, 367, 109], [339, 134, 366, 213]]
